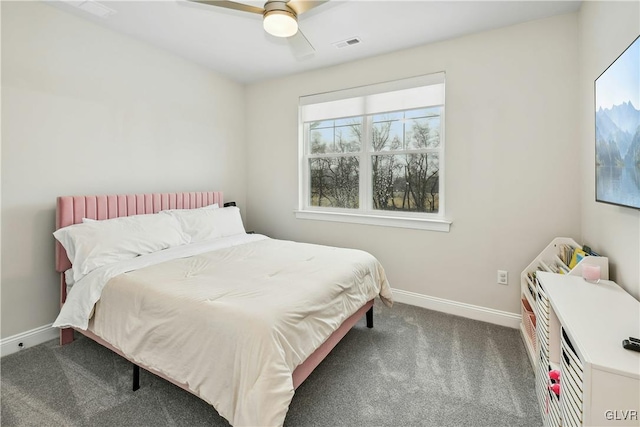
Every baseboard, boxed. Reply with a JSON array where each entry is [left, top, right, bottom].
[[392, 288, 521, 329], [0, 324, 58, 358]]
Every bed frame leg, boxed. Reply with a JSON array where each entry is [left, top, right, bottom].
[[60, 328, 74, 346], [366, 307, 373, 328], [133, 364, 140, 391]]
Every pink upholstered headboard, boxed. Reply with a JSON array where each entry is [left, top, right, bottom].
[[55, 191, 223, 273]]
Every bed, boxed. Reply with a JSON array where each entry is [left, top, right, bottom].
[[53, 191, 393, 426]]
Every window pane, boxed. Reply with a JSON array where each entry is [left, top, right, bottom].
[[406, 115, 440, 149], [309, 157, 360, 208], [372, 117, 403, 151], [371, 108, 442, 151], [371, 153, 439, 213], [308, 118, 362, 154]]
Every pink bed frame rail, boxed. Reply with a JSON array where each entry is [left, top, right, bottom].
[[54, 191, 373, 397]]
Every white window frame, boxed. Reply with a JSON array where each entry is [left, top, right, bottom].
[[296, 73, 451, 232]]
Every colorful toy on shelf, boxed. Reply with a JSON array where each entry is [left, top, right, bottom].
[[548, 369, 561, 396]]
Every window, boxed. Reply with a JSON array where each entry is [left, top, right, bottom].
[[297, 73, 450, 232]]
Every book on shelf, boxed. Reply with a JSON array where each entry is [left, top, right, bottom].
[[568, 248, 587, 269], [582, 244, 601, 257], [548, 262, 559, 273], [557, 262, 570, 274], [525, 271, 538, 300], [539, 260, 551, 272], [558, 244, 574, 267], [556, 243, 602, 271]]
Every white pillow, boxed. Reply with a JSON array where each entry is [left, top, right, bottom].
[[54, 213, 190, 282], [163, 209, 221, 242], [163, 206, 245, 242], [213, 206, 246, 237], [81, 204, 218, 224]]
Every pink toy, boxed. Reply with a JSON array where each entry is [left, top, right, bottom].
[[549, 369, 561, 382], [547, 369, 561, 397]]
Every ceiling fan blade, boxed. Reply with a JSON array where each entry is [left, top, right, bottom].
[[286, 0, 328, 15], [188, 0, 264, 15], [288, 28, 315, 59]]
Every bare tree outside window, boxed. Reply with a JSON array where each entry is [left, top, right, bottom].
[[305, 106, 442, 214], [309, 119, 361, 208], [370, 108, 441, 213]]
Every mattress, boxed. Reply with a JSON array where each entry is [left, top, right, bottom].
[[54, 234, 392, 426]]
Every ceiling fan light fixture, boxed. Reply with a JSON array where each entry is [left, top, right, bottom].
[[263, 9, 298, 38]]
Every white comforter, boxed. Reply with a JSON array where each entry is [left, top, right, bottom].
[[53, 235, 393, 426]]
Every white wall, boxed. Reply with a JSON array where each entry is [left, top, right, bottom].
[[6, 2, 634, 341], [579, 1, 640, 300], [0, 2, 246, 338], [245, 14, 580, 315]]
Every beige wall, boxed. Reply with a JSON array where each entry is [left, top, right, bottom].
[[4, 2, 636, 341], [0, 2, 247, 338], [579, 1, 640, 300], [245, 14, 580, 315]]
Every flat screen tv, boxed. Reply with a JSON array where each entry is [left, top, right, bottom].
[[595, 35, 640, 210]]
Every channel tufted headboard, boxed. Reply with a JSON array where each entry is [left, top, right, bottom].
[[55, 191, 223, 273]]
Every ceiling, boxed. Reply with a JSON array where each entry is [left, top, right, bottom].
[[49, 0, 582, 83]]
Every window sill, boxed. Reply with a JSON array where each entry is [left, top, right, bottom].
[[294, 210, 451, 232]]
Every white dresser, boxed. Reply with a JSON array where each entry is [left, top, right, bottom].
[[535, 272, 640, 426]]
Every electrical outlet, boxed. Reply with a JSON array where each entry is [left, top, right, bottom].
[[497, 270, 508, 285]]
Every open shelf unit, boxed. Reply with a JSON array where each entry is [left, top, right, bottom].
[[519, 237, 609, 367]]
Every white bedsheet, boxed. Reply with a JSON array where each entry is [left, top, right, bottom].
[[54, 236, 393, 426], [53, 233, 269, 330]]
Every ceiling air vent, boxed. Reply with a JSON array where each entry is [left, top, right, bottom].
[[332, 37, 362, 49]]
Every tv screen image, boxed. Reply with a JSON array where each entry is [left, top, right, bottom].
[[595, 35, 640, 210]]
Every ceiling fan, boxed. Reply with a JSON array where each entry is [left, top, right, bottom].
[[188, 0, 328, 58]]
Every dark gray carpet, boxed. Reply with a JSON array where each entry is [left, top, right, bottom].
[[1, 303, 541, 426]]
